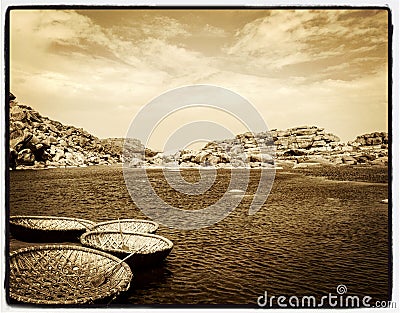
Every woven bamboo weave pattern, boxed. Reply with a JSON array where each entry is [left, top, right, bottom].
[[10, 216, 95, 231], [81, 231, 173, 255], [91, 219, 158, 234], [9, 245, 132, 305]]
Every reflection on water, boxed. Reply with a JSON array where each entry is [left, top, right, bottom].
[[9, 166, 389, 306]]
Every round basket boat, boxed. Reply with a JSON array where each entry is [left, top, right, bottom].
[[91, 219, 159, 234], [9, 216, 95, 243], [80, 231, 173, 268], [8, 245, 133, 305]]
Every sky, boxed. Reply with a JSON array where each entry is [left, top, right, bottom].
[[9, 9, 389, 151]]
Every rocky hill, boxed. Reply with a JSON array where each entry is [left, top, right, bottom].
[[8, 93, 146, 170], [271, 127, 388, 168], [9, 93, 388, 170], [143, 126, 388, 168]]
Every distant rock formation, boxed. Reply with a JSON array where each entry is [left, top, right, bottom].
[[142, 126, 388, 168], [355, 132, 388, 147], [271, 126, 340, 151], [9, 93, 388, 170], [271, 127, 388, 168]]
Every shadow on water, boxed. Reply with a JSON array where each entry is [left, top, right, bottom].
[[118, 263, 173, 303]]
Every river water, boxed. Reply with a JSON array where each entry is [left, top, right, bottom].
[[8, 166, 390, 307]]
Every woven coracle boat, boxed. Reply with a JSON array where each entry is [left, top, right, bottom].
[[91, 219, 159, 234], [8, 245, 133, 305], [80, 231, 173, 268], [10, 216, 95, 242]]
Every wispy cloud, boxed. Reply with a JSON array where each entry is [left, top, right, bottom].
[[225, 10, 388, 80], [10, 9, 388, 146]]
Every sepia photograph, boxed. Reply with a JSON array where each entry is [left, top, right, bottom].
[[4, 5, 394, 309]]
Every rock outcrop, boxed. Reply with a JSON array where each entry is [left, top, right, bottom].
[[271, 127, 388, 168], [146, 126, 388, 168], [355, 132, 388, 147], [9, 93, 388, 170], [8, 93, 146, 169]]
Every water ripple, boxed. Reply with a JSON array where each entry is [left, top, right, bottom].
[[9, 166, 389, 305]]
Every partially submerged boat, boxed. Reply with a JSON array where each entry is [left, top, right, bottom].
[[8, 245, 132, 305], [9, 215, 95, 242], [91, 219, 159, 234], [80, 231, 173, 268]]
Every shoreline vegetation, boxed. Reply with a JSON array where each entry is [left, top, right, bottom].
[[9, 93, 388, 172]]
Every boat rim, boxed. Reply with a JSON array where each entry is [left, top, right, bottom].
[[80, 230, 173, 255]]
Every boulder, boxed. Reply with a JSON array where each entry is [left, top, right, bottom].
[[276, 129, 291, 137], [283, 149, 307, 156], [244, 142, 257, 149], [17, 149, 35, 165], [48, 135, 58, 144], [248, 153, 273, 163], [230, 145, 244, 155], [10, 130, 33, 151], [355, 154, 376, 164], [59, 139, 68, 147], [366, 137, 382, 145], [9, 149, 18, 169], [27, 111, 42, 123], [322, 133, 340, 143], [342, 156, 357, 165], [65, 128, 74, 136], [10, 121, 25, 131], [371, 156, 388, 166], [47, 123, 59, 134], [53, 150, 65, 162], [32, 161, 46, 169], [194, 151, 209, 164], [148, 156, 163, 165], [275, 138, 289, 147], [312, 140, 326, 147], [229, 159, 246, 167], [383, 133, 388, 144], [10, 106, 27, 121], [293, 127, 318, 136], [25, 135, 41, 151], [355, 137, 366, 145], [9, 129, 25, 147], [180, 152, 195, 163], [207, 155, 220, 165], [219, 152, 230, 163], [49, 145, 57, 155], [355, 132, 388, 146], [203, 142, 220, 151], [129, 157, 144, 167], [292, 138, 313, 149]]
